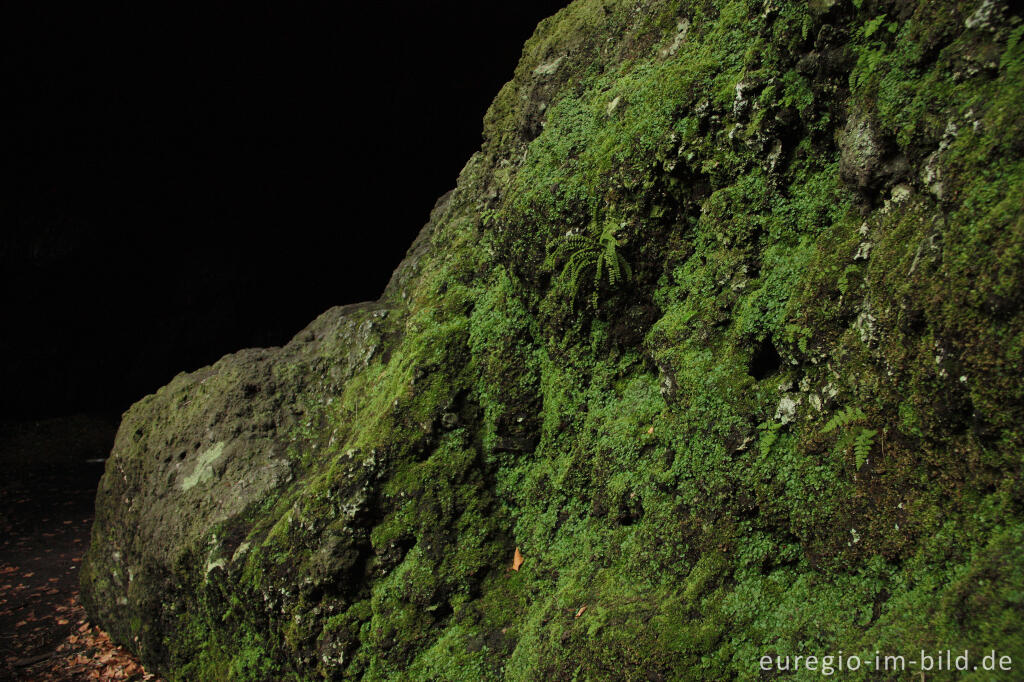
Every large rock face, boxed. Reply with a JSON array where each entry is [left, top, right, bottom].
[[83, 1, 1024, 679]]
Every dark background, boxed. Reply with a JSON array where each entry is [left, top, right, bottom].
[[1, 2, 569, 422]]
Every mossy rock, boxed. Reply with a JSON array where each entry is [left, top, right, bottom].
[[83, 0, 1024, 679]]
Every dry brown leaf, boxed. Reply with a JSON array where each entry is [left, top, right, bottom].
[[647, 426, 654, 435], [575, 605, 588, 618], [511, 547, 524, 571]]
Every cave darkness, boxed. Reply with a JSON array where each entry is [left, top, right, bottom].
[[2, 1, 570, 423]]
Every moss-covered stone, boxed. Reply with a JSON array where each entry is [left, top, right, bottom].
[[83, 0, 1024, 679]]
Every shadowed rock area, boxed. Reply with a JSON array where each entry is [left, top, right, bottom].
[[83, 1, 1024, 679]]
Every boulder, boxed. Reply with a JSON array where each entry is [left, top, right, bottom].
[[84, 1, 1024, 679]]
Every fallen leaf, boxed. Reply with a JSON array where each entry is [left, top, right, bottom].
[[575, 605, 588, 618], [647, 426, 654, 435], [511, 547, 524, 571]]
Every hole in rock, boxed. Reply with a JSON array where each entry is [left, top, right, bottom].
[[749, 340, 782, 380]]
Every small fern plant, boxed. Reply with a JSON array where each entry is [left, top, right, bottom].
[[547, 219, 632, 310], [823, 406, 877, 471]]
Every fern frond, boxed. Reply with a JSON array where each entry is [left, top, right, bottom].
[[563, 234, 591, 251], [547, 233, 590, 265], [565, 250, 594, 283], [854, 427, 876, 470], [823, 406, 867, 433], [561, 247, 597, 310], [618, 252, 633, 282], [604, 237, 619, 286]]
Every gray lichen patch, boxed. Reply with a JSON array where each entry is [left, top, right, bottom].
[[532, 55, 564, 76], [179, 441, 226, 491]]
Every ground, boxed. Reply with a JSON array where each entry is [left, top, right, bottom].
[[0, 416, 161, 681]]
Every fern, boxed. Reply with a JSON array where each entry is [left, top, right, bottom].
[[822, 406, 867, 433], [822, 406, 876, 470], [547, 218, 632, 310], [480, 208, 500, 227], [758, 420, 782, 455], [862, 13, 888, 39], [853, 428, 877, 470]]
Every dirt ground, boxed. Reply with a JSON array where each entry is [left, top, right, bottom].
[[0, 415, 163, 681]]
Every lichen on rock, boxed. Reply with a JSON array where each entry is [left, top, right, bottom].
[[83, 1, 1024, 679]]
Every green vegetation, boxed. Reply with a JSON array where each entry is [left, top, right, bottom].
[[82, 0, 1024, 679], [547, 217, 633, 309]]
